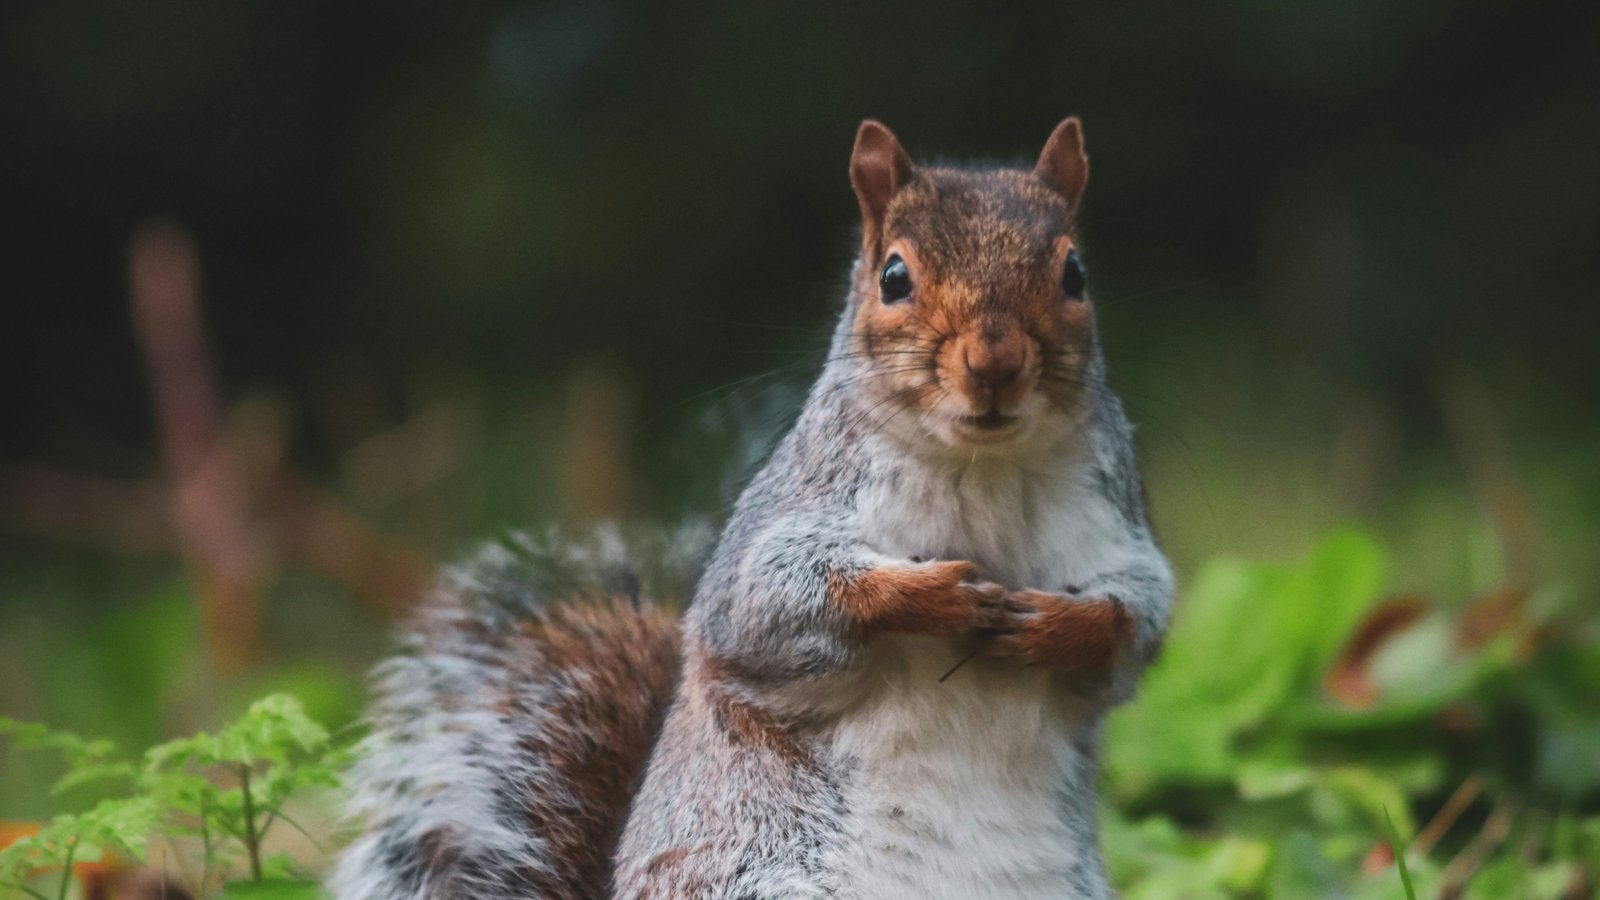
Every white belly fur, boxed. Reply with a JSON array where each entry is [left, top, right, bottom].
[[827, 641, 1094, 899], [825, 444, 1123, 898]]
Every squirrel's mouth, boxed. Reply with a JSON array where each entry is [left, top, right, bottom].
[[957, 410, 1018, 431], [944, 409, 1029, 446]]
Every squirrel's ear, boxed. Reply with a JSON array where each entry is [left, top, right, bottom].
[[1035, 117, 1089, 209], [850, 120, 913, 249]]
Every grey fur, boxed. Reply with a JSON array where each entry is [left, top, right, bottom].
[[331, 527, 706, 900], [334, 154, 1173, 900], [613, 353, 1170, 898]]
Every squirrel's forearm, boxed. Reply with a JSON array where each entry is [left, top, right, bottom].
[[692, 528, 874, 684], [692, 525, 993, 688], [830, 558, 1002, 639], [1077, 555, 1173, 703]]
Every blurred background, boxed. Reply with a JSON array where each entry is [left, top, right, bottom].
[[2, 0, 1597, 893]]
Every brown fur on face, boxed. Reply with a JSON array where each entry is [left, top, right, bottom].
[[846, 121, 1099, 451]]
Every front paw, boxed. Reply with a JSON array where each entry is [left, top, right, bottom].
[[956, 579, 1012, 633], [979, 590, 1133, 672], [839, 560, 1008, 639], [892, 560, 1010, 636]]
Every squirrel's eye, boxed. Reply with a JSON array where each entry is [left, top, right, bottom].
[[879, 254, 912, 304], [1062, 249, 1087, 299]]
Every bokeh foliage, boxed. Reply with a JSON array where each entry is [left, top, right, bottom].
[[1105, 533, 1600, 896]]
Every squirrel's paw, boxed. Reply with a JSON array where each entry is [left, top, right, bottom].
[[978, 590, 1133, 673], [903, 559, 1010, 635], [956, 579, 1012, 632], [843, 560, 1009, 638]]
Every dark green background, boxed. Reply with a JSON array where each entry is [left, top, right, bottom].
[[5, 0, 1596, 471]]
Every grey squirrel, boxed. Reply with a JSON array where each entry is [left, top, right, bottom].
[[332, 118, 1174, 900]]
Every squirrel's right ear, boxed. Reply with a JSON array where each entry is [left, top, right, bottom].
[[1035, 117, 1089, 210], [850, 120, 913, 251]]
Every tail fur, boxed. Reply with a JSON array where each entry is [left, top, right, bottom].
[[330, 526, 707, 900]]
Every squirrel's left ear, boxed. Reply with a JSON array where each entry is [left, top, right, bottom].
[[1035, 117, 1089, 210], [850, 120, 914, 251]]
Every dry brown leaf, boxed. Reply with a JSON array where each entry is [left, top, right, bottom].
[[1325, 595, 1430, 709], [1455, 586, 1530, 652]]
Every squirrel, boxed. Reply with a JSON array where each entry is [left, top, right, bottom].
[[331, 118, 1174, 900]]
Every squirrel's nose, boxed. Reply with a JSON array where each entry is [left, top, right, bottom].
[[963, 338, 1024, 389]]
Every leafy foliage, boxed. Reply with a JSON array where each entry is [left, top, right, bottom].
[[5, 531, 1597, 897], [0, 797, 162, 900], [1, 696, 342, 899], [1104, 532, 1600, 896], [0, 719, 136, 803]]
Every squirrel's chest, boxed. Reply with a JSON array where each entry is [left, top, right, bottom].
[[854, 458, 1114, 588], [822, 649, 1104, 899], [828, 458, 1116, 896]]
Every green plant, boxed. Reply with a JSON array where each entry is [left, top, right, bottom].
[[1, 695, 347, 899], [1384, 808, 1417, 900], [1104, 532, 1600, 896], [0, 797, 161, 900]]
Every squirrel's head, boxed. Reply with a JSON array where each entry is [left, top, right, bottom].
[[843, 118, 1099, 454]]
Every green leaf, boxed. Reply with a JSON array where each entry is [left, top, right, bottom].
[[0, 718, 118, 769], [0, 797, 162, 888], [1268, 831, 1345, 897], [259, 851, 303, 881], [51, 761, 138, 797], [218, 878, 330, 900], [213, 695, 331, 766], [1297, 531, 1388, 671], [1318, 768, 1416, 838], [1382, 808, 1417, 900], [1207, 837, 1273, 893], [1108, 532, 1390, 798], [1103, 810, 1239, 899], [1236, 761, 1317, 801], [144, 732, 224, 773], [130, 691, 346, 885]]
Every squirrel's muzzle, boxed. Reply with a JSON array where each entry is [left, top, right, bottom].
[[952, 326, 1036, 415]]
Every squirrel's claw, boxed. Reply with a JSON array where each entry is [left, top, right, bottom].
[[956, 580, 1010, 631], [974, 590, 1131, 673]]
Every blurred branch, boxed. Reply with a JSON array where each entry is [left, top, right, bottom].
[[343, 403, 471, 509], [1412, 774, 1484, 858], [1439, 791, 1521, 898], [1, 220, 434, 670], [126, 225, 222, 479], [129, 223, 266, 671], [266, 472, 430, 620], [0, 466, 172, 553]]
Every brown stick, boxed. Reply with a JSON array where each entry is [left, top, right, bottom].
[[268, 472, 431, 617], [129, 222, 267, 670], [1439, 791, 1520, 897], [0, 465, 173, 552], [1412, 774, 1484, 858], [7, 222, 435, 653]]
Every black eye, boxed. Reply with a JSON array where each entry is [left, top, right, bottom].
[[879, 254, 912, 303], [1062, 248, 1087, 299]]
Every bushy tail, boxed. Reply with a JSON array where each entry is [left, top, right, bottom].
[[330, 526, 709, 900]]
